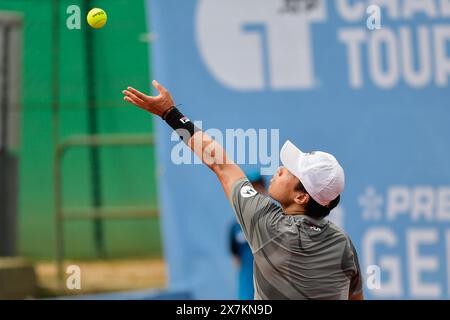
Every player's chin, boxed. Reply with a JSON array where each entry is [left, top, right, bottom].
[[267, 183, 274, 198]]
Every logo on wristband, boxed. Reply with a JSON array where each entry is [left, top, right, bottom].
[[180, 116, 191, 124]]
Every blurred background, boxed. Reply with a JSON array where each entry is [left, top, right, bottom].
[[0, 0, 164, 299], [0, 0, 449, 300]]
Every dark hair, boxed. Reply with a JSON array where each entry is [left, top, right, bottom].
[[294, 181, 340, 219]]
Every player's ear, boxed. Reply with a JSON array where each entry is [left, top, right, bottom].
[[294, 192, 309, 206]]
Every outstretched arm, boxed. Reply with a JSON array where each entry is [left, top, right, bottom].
[[122, 80, 245, 200]]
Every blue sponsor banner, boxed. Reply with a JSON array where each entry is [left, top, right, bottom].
[[147, 0, 450, 299]]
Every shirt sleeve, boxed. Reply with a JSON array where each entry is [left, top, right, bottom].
[[230, 177, 283, 252], [230, 223, 239, 257], [342, 238, 363, 297]]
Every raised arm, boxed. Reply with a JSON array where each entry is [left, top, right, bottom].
[[122, 80, 245, 200]]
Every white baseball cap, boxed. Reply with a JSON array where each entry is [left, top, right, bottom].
[[280, 140, 345, 207]]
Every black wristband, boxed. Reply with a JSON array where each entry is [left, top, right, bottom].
[[161, 106, 175, 120], [164, 107, 200, 141]]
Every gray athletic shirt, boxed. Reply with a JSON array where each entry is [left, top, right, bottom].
[[230, 177, 363, 300]]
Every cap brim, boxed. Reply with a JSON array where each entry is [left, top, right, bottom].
[[280, 140, 305, 181]]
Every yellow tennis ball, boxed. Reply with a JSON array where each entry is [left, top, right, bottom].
[[87, 8, 107, 29]]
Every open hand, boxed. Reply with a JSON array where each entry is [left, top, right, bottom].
[[122, 80, 174, 117]]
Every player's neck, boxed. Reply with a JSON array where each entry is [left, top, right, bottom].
[[282, 203, 307, 216]]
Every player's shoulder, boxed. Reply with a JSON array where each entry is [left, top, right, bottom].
[[326, 219, 346, 235], [326, 220, 357, 251], [231, 177, 277, 208], [231, 177, 257, 198]]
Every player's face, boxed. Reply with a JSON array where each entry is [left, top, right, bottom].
[[268, 166, 300, 206]]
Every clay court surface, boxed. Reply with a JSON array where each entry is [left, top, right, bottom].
[[35, 258, 167, 297]]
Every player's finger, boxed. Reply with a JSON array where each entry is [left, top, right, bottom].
[[123, 96, 142, 107], [123, 96, 137, 105], [123, 95, 146, 110], [127, 87, 149, 101], [123, 90, 145, 105], [152, 80, 167, 94], [122, 94, 142, 107]]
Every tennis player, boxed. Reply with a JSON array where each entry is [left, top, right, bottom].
[[123, 81, 364, 300]]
